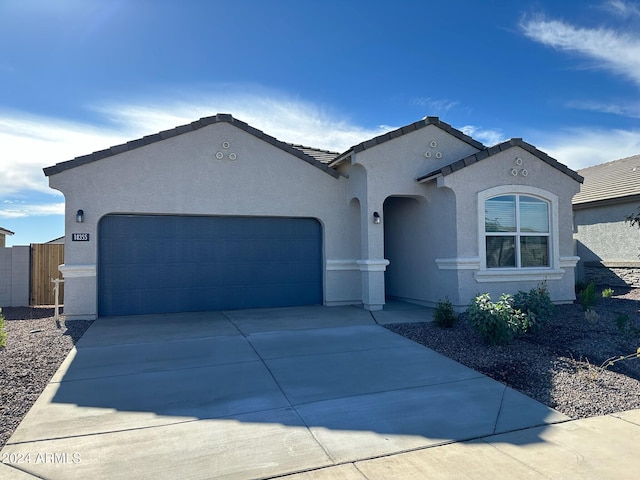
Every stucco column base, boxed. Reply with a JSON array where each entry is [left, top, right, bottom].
[[358, 259, 389, 312], [363, 303, 384, 311], [58, 264, 98, 320]]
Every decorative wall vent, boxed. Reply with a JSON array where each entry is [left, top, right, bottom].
[[510, 157, 528, 176], [424, 139, 442, 160], [215, 141, 238, 161]]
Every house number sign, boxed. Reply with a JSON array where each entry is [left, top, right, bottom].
[[72, 233, 90, 241]]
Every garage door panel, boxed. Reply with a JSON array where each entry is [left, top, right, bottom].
[[98, 215, 322, 316]]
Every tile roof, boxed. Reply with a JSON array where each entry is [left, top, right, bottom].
[[416, 138, 584, 184], [43, 114, 341, 179], [289, 144, 340, 164], [328, 116, 486, 166], [573, 154, 640, 207]]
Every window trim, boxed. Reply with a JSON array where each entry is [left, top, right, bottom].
[[476, 186, 561, 282]]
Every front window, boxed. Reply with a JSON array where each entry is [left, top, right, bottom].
[[485, 195, 549, 268]]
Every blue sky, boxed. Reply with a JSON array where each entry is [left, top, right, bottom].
[[2, 0, 640, 246]]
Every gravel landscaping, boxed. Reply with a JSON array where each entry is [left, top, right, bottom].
[[387, 287, 640, 419], [1, 288, 639, 449], [0, 308, 93, 449]]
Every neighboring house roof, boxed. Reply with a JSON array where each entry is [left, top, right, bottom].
[[43, 114, 341, 179], [329, 116, 485, 167], [46, 236, 65, 244], [0, 227, 14, 236], [416, 138, 584, 184], [572, 154, 640, 208]]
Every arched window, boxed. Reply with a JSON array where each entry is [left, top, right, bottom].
[[484, 194, 550, 268]]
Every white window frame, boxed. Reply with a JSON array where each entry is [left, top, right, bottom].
[[475, 185, 563, 282]]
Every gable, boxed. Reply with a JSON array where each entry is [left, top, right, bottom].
[[329, 116, 485, 167], [417, 138, 583, 184], [43, 114, 340, 179]]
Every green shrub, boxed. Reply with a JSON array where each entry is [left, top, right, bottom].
[[579, 280, 597, 311], [615, 312, 640, 336], [433, 297, 457, 328], [467, 293, 528, 345], [601, 287, 614, 298], [0, 308, 6, 348], [513, 284, 555, 333]]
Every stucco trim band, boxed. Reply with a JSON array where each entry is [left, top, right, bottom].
[[474, 268, 565, 283], [326, 260, 360, 271], [435, 257, 481, 270], [356, 259, 390, 272], [559, 256, 580, 268], [58, 264, 96, 278]]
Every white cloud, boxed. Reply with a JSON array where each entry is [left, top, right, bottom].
[[93, 92, 391, 152], [0, 92, 393, 219], [565, 99, 640, 118], [602, 0, 640, 18], [520, 15, 640, 87], [0, 201, 65, 219], [413, 97, 460, 116], [0, 113, 132, 197], [533, 127, 640, 170], [459, 125, 507, 146]]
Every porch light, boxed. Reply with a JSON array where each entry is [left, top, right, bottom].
[[76, 209, 84, 223], [373, 211, 381, 224]]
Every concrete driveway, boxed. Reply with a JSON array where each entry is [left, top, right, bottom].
[[4, 304, 632, 479]]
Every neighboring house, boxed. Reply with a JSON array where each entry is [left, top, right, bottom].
[[573, 154, 640, 287], [44, 114, 582, 320], [0, 227, 14, 248], [46, 236, 65, 245], [0, 227, 30, 307]]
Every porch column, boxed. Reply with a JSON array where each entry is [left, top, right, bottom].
[[359, 202, 388, 310]]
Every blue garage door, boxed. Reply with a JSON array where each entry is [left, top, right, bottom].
[[98, 215, 322, 316]]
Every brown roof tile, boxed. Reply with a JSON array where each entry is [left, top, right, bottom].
[[573, 154, 640, 206]]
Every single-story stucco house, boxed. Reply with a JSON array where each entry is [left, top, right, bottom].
[[0, 227, 14, 248], [44, 114, 583, 320], [573, 154, 640, 287]]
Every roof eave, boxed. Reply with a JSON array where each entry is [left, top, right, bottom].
[[43, 114, 341, 179]]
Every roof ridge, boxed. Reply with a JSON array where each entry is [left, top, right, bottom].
[[417, 138, 583, 183], [329, 116, 486, 166], [44, 114, 340, 178], [578, 153, 640, 173]]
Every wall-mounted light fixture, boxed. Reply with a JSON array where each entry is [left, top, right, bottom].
[[76, 209, 84, 223], [373, 211, 381, 224]]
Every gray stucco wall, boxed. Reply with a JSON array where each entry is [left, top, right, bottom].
[[574, 201, 640, 287], [345, 124, 480, 309], [0, 246, 30, 307], [49, 122, 358, 319], [47, 118, 582, 318], [437, 147, 581, 306]]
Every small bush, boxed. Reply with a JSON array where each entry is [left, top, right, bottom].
[[601, 287, 614, 298], [584, 308, 599, 324], [467, 293, 527, 345], [513, 284, 555, 333], [579, 280, 597, 311], [433, 297, 457, 328], [615, 312, 640, 336], [0, 308, 6, 348]]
